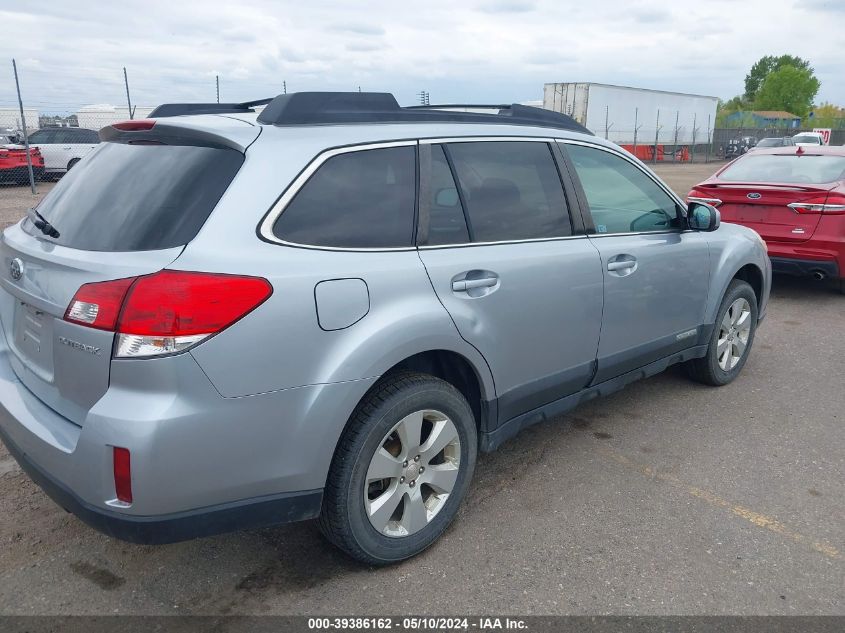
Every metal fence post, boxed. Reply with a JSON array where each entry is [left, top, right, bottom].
[[632, 107, 638, 156], [672, 110, 679, 163], [691, 113, 697, 163], [705, 114, 711, 164], [653, 109, 660, 164], [12, 59, 36, 195]]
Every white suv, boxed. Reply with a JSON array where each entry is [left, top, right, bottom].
[[792, 132, 826, 147], [26, 127, 99, 177]]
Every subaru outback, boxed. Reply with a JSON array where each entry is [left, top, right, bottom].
[[0, 92, 771, 564]]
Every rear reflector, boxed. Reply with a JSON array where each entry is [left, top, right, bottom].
[[788, 193, 845, 215], [112, 119, 156, 131], [113, 447, 132, 504], [64, 270, 273, 358]]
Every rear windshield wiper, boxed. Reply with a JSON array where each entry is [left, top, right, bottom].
[[26, 208, 60, 239]]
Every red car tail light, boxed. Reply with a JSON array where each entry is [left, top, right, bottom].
[[64, 270, 272, 357], [787, 193, 845, 215], [112, 119, 156, 131], [687, 189, 722, 207], [113, 447, 133, 504]]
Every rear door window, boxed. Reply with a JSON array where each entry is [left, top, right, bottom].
[[425, 145, 470, 245], [445, 141, 572, 242], [31, 142, 244, 251], [273, 145, 417, 248]]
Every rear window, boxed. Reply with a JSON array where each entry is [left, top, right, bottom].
[[792, 134, 822, 145], [31, 142, 243, 251], [719, 154, 845, 184]]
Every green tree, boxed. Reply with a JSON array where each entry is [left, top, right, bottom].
[[744, 54, 812, 102], [809, 102, 845, 127], [753, 65, 820, 118]]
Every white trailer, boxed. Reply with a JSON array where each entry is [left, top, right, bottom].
[[543, 82, 718, 146], [75, 104, 155, 130], [0, 107, 40, 134]]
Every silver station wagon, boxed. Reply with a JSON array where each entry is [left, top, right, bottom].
[[0, 92, 770, 564]]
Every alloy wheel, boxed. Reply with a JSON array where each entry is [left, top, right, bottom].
[[364, 409, 461, 538], [717, 297, 752, 371]]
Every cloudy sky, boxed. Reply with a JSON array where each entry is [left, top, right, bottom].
[[2, 0, 843, 114]]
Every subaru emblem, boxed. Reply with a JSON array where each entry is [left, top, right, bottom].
[[9, 258, 23, 281], [747, 192, 762, 200]]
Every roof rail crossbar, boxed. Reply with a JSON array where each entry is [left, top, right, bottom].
[[148, 98, 274, 119], [255, 91, 592, 134]]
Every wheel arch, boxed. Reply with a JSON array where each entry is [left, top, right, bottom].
[[385, 350, 492, 433]]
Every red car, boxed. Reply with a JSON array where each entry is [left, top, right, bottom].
[[0, 144, 44, 183], [689, 146, 845, 293]]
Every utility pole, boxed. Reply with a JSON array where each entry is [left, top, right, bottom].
[[123, 67, 134, 119], [216, 75, 220, 103], [12, 59, 36, 194], [705, 114, 712, 164], [418, 90, 429, 106], [283, 80, 287, 94]]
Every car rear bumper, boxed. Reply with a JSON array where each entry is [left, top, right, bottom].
[[0, 165, 44, 180], [0, 420, 322, 544], [769, 256, 840, 280], [0, 331, 376, 543]]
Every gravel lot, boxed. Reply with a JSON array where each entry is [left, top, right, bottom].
[[0, 163, 842, 616]]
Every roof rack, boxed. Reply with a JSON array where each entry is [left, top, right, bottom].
[[255, 92, 592, 134], [148, 98, 274, 118]]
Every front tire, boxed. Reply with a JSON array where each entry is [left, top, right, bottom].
[[686, 279, 758, 386], [319, 372, 477, 565]]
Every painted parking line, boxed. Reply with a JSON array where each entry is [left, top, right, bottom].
[[595, 444, 841, 561]]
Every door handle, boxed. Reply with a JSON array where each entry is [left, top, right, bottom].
[[452, 277, 498, 292], [606, 254, 638, 276], [607, 260, 636, 272]]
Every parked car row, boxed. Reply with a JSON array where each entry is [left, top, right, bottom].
[[723, 131, 833, 159]]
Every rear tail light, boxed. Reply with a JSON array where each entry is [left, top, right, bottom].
[[64, 270, 272, 358], [687, 189, 722, 207], [113, 447, 132, 504], [787, 193, 845, 215]]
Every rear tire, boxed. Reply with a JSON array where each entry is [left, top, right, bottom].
[[686, 280, 758, 386], [319, 371, 477, 565]]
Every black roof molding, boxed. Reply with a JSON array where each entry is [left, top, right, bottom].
[[256, 91, 592, 134], [148, 98, 274, 118]]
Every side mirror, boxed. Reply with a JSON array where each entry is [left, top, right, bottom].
[[687, 202, 720, 232], [434, 187, 459, 207]]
